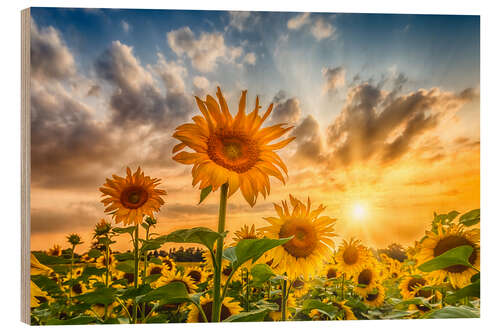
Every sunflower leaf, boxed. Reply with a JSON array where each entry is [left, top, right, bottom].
[[223, 308, 270, 322], [425, 305, 479, 318], [199, 185, 212, 204], [231, 237, 293, 269], [459, 209, 480, 226], [112, 226, 136, 235], [445, 280, 480, 304], [300, 299, 338, 319], [251, 264, 275, 285], [75, 287, 115, 305], [418, 245, 474, 272], [137, 281, 191, 304], [46, 315, 96, 325], [87, 248, 102, 258], [160, 227, 226, 251]]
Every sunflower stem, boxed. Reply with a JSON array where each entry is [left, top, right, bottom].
[[133, 224, 140, 323], [212, 183, 229, 322], [69, 244, 75, 304], [281, 279, 288, 321], [341, 273, 345, 300], [245, 268, 250, 311], [104, 241, 110, 320], [141, 226, 150, 322]]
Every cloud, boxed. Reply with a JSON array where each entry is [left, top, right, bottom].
[[310, 18, 335, 40], [31, 202, 101, 233], [87, 84, 101, 97], [271, 92, 302, 124], [121, 20, 131, 33], [243, 52, 256, 65], [321, 66, 346, 94], [228, 11, 252, 31], [291, 115, 325, 163], [287, 13, 310, 30], [30, 19, 76, 81], [166, 27, 243, 72], [326, 81, 477, 168], [95, 41, 191, 128]]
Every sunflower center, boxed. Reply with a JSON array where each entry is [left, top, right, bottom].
[[207, 130, 259, 173], [343, 246, 359, 265], [163, 259, 173, 270], [187, 270, 202, 283], [72, 283, 83, 295], [433, 235, 477, 273], [199, 301, 232, 322], [120, 186, 149, 209], [407, 277, 432, 298], [150, 267, 162, 275], [222, 265, 233, 276], [327, 268, 338, 279], [366, 290, 379, 301], [124, 272, 135, 284], [292, 279, 305, 289], [357, 269, 373, 286], [279, 218, 318, 258]]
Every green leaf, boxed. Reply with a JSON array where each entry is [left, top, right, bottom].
[[75, 287, 115, 305], [393, 297, 431, 309], [199, 185, 212, 204], [46, 315, 96, 325], [32, 251, 70, 265], [140, 239, 163, 252], [161, 227, 226, 250], [418, 245, 474, 272], [80, 266, 106, 280], [251, 264, 275, 285], [228, 237, 292, 269], [87, 248, 102, 258], [300, 299, 338, 319], [137, 281, 191, 304], [223, 309, 269, 322], [112, 226, 136, 234], [114, 252, 134, 261], [115, 260, 135, 273], [31, 275, 62, 295], [459, 209, 480, 226], [445, 280, 480, 304], [426, 306, 479, 318]]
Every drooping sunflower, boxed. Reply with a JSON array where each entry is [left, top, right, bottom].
[[362, 284, 385, 307], [172, 87, 295, 207], [231, 224, 263, 245], [417, 224, 479, 288], [153, 270, 197, 293], [399, 276, 433, 300], [47, 244, 62, 256], [354, 266, 379, 297], [187, 295, 242, 322], [184, 266, 208, 285], [99, 167, 167, 225], [260, 195, 337, 279], [268, 294, 297, 321], [310, 299, 357, 320], [335, 239, 371, 278]]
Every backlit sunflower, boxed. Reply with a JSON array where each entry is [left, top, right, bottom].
[[184, 266, 208, 285], [47, 244, 62, 256], [323, 263, 340, 281], [260, 195, 337, 279], [417, 224, 479, 288], [354, 266, 378, 297], [95, 254, 117, 269], [231, 224, 263, 245], [187, 295, 242, 322], [362, 284, 385, 307], [335, 239, 371, 278], [146, 263, 164, 276], [153, 270, 197, 293], [268, 294, 297, 321], [310, 299, 357, 320], [291, 277, 309, 298], [100, 167, 166, 225], [172, 87, 295, 207], [399, 276, 433, 300], [159, 256, 176, 273]]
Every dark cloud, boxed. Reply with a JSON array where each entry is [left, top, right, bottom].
[[95, 41, 192, 129], [322, 66, 346, 94], [326, 81, 476, 167], [270, 92, 302, 124], [291, 115, 325, 163], [31, 202, 101, 234], [30, 19, 76, 81]]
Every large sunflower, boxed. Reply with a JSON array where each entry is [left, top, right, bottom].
[[335, 239, 371, 278], [417, 224, 480, 288], [100, 167, 166, 225], [187, 295, 242, 322], [172, 87, 295, 207], [260, 195, 337, 279], [354, 266, 378, 297]]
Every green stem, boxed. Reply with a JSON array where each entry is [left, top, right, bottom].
[[267, 281, 271, 300], [104, 241, 110, 320], [141, 226, 150, 322], [281, 279, 288, 321], [133, 225, 139, 323], [69, 244, 75, 303], [212, 183, 229, 322], [245, 269, 250, 311], [341, 273, 345, 300], [220, 268, 236, 302]]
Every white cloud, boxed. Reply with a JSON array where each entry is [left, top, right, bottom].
[[193, 76, 209, 90], [167, 27, 244, 72], [153, 53, 187, 94], [287, 13, 310, 30], [121, 20, 131, 33], [229, 11, 251, 31], [311, 18, 335, 40], [243, 52, 256, 65]]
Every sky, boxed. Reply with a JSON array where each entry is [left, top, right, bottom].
[[29, 8, 480, 252]]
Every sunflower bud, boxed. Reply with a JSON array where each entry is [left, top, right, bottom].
[[66, 233, 83, 246]]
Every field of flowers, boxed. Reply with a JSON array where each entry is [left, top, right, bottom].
[[30, 88, 480, 324]]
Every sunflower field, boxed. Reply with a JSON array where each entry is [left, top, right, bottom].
[[29, 88, 480, 325]]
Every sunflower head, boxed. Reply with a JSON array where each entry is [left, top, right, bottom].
[[96, 254, 116, 269], [100, 167, 166, 225], [66, 233, 83, 247], [354, 266, 379, 297], [146, 263, 164, 276], [363, 284, 385, 307], [335, 239, 371, 278], [399, 276, 433, 300], [184, 266, 208, 285], [172, 87, 295, 206], [231, 224, 263, 245], [47, 244, 62, 257], [260, 195, 337, 279], [153, 270, 197, 293], [187, 295, 242, 322], [160, 256, 176, 273], [93, 219, 112, 237]]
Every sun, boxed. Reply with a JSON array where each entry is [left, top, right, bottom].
[[352, 203, 367, 221]]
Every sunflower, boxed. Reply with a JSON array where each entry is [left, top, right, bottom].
[[146, 263, 164, 276], [100, 167, 167, 225], [362, 284, 385, 307], [88, 302, 118, 318], [95, 254, 117, 269], [335, 239, 371, 278], [159, 256, 176, 273], [310, 299, 357, 320], [417, 224, 480, 288], [268, 294, 297, 321], [260, 195, 337, 279], [399, 276, 433, 300], [290, 277, 309, 298], [153, 270, 197, 293], [68, 281, 88, 296], [187, 295, 242, 322], [354, 266, 378, 297], [231, 224, 263, 245], [30, 281, 52, 308], [323, 263, 340, 281], [172, 87, 295, 207], [184, 266, 208, 285], [116, 271, 141, 286], [30, 253, 53, 276], [47, 244, 62, 256]]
